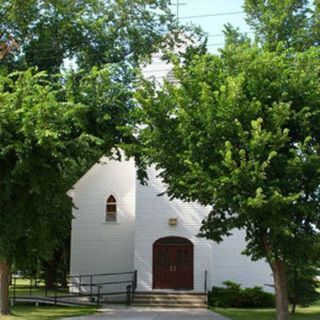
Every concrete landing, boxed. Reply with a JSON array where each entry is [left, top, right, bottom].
[[62, 305, 230, 320]]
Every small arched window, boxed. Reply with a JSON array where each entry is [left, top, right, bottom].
[[106, 195, 117, 222]]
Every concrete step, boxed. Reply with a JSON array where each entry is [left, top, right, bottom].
[[133, 303, 206, 308], [134, 293, 206, 296], [133, 292, 207, 308], [133, 299, 206, 305], [136, 291, 206, 295], [134, 296, 206, 302]]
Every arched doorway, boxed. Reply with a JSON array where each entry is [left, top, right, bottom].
[[153, 237, 193, 290]]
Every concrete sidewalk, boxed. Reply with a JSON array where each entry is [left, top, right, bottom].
[[62, 305, 230, 320]]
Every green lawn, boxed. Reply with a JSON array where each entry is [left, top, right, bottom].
[[10, 279, 69, 298], [0, 305, 97, 320], [213, 303, 320, 320]]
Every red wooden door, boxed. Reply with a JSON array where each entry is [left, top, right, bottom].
[[153, 237, 193, 290]]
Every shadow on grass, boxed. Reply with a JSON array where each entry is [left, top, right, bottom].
[[0, 304, 97, 320]]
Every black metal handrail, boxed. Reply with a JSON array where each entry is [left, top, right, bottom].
[[133, 270, 137, 291], [11, 270, 138, 307], [130, 270, 137, 305], [204, 270, 208, 292], [69, 271, 135, 279], [204, 270, 208, 305], [126, 285, 132, 306], [69, 280, 132, 287]]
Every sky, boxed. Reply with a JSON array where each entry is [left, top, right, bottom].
[[171, 0, 251, 51]]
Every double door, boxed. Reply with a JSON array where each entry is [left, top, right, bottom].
[[153, 238, 193, 290]]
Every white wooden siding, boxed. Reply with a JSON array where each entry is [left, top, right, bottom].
[[70, 157, 136, 293]]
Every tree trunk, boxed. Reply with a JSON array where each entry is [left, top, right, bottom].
[[61, 268, 68, 288], [44, 260, 56, 290], [0, 260, 10, 315], [60, 242, 70, 288], [291, 302, 297, 315], [271, 259, 290, 320]]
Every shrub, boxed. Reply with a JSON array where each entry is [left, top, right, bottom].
[[287, 264, 320, 314], [208, 281, 275, 308]]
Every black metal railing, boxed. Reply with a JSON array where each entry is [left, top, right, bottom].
[[10, 270, 137, 307], [127, 270, 137, 306], [204, 270, 208, 305], [126, 284, 132, 306]]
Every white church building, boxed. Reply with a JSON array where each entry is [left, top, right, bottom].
[[69, 156, 272, 294], [68, 53, 273, 297]]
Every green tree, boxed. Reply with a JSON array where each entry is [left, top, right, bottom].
[[0, 70, 89, 314], [0, 1, 179, 314], [287, 264, 320, 315], [243, 0, 315, 50], [133, 2, 320, 320], [0, 62, 137, 313], [135, 43, 320, 320], [0, 0, 174, 72]]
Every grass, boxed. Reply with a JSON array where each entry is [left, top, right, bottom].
[[3, 279, 96, 319], [0, 304, 97, 320], [212, 300, 320, 320], [10, 279, 69, 298]]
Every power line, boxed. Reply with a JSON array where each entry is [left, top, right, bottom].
[[168, 3, 245, 22], [207, 33, 225, 38], [206, 43, 224, 47], [16, 38, 226, 62], [13, 32, 231, 52], [179, 11, 245, 20], [207, 31, 253, 38], [16, 27, 253, 52], [21, 46, 224, 68]]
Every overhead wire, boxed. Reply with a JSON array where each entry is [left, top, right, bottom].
[[179, 11, 245, 20]]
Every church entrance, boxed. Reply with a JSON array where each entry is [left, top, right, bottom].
[[153, 237, 193, 290]]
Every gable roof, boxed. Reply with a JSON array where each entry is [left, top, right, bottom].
[[67, 156, 107, 198]]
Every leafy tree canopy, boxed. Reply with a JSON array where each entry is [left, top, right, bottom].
[[0, 0, 177, 268], [287, 263, 320, 314], [0, 54, 141, 264], [244, 0, 320, 50], [136, 42, 320, 265], [0, 0, 185, 315], [0, 0, 175, 72]]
